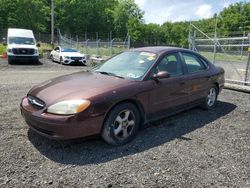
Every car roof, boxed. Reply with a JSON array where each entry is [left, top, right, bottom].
[[129, 46, 193, 55]]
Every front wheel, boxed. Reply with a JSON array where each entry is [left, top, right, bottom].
[[201, 86, 218, 110], [60, 57, 63, 64], [101, 103, 140, 145], [8, 59, 13, 65]]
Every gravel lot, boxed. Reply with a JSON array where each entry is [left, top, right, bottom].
[[0, 58, 249, 187]]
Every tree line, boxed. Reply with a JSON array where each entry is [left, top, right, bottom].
[[0, 0, 249, 47]]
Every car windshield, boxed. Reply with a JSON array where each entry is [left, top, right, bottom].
[[8, 37, 35, 45], [92, 51, 157, 80], [61, 48, 78, 52]]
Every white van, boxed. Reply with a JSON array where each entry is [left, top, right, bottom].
[[6, 28, 40, 64]]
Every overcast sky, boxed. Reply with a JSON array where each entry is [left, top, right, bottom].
[[134, 0, 246, 24]]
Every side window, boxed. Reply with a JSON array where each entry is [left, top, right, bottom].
[[155, 53, 183, 77], [182, 53, 206, 73]]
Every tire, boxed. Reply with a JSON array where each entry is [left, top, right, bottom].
[[8, 58, 13, 65], [34, 58, 39, 64], [60, 57, 63, 64], [101, 103, 140, 145], [201, 86, 218, 110], [50, 55, 54, 62]]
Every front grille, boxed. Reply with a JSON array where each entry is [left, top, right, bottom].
[[71, 57, 82, 61], [12, 48, 35, 55], [27, 95, 45, 109]]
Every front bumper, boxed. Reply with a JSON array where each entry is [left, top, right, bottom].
[[8, 55, 39, 62], [20, 97, 104, 140], [63, 58, 86, 65]]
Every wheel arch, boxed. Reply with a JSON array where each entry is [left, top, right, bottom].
[[103, 98, 146, 129], [213, 82, 219, 92]]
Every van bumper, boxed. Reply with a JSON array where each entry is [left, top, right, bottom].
[[8, 55, 39, 63]]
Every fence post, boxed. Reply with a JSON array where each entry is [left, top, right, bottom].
[[85, 39, 89, 56], [244, 34, 250, 85], [212, 38, 217, 64], [110, 39, 114, 55], [76, 35, 79, 50], [188, 22, 192, 50], [128, 35, 130, 49], [240, 31, 245, 59], [191, 31, 196, 51], [96, 39, 100, 56]]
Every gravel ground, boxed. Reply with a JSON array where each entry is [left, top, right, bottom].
[[0, 58, 249, 188]]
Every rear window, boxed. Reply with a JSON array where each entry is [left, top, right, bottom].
[[182, 53, 206, 73]]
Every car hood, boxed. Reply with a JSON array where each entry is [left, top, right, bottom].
[[61, 52, 83, 57], [28, 71, 134, 106]]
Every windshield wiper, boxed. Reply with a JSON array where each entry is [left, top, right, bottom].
[[95, 71, 124, 79]]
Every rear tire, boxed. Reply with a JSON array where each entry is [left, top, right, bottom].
[[101, 103, 140, 145], [201, 86, 218, 110]]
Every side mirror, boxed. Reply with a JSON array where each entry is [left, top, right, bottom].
[[3, 42, 7, 46], [153, 71, 170, 81], [36, 43, 40, 47]]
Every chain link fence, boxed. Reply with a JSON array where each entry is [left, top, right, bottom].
[[58, 30, 130, 58], [189, 24, 250, 86]]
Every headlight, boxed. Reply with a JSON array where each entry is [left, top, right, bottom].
[[47, 100, 91, 115], [35, 49, 38, 54], [64, 56, 70, 59], [7, 49, 12, 53]]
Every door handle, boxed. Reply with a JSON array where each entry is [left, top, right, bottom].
[[179, 82, 185, 85]]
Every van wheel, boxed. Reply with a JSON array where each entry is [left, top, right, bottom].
[[101, 103, 140, 145], [8, 59, 13, 65]]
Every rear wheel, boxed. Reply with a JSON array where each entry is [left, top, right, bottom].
[[101, 103, 140, 145], [201, 86, 218, 110]]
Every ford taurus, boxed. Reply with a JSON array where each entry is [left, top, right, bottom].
[[20, 47, 225, 145]]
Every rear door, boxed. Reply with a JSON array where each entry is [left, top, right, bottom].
[[180, 52, 212, 102], [148, 52, 189, 118]]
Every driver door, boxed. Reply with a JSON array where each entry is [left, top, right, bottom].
[[148, 52, 189, 119]]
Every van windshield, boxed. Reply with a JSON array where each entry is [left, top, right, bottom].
[[8, 37, 35, 45]]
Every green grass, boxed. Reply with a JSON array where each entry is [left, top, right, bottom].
[[0, 44, 6, 54], [200, 51, 248, 63], [78, 46, 127, 57]]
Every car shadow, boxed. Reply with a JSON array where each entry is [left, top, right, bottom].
[[28, 101, 236, 165]]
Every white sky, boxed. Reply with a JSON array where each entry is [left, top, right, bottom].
[[134, 0, 246, 24]]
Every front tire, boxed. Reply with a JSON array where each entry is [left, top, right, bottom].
[[101, 103, 140, 145], [201, 86, 218, 110], [8, 57, 13, 65], [50, 55, 55, 62], [60, 57, 63, 64]]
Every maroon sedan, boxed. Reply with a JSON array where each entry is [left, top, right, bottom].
[[21, 47, 224, 145]]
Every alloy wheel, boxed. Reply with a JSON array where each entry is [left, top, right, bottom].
[[207, 88, 216, 107], [112, 109, 135, 140]]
